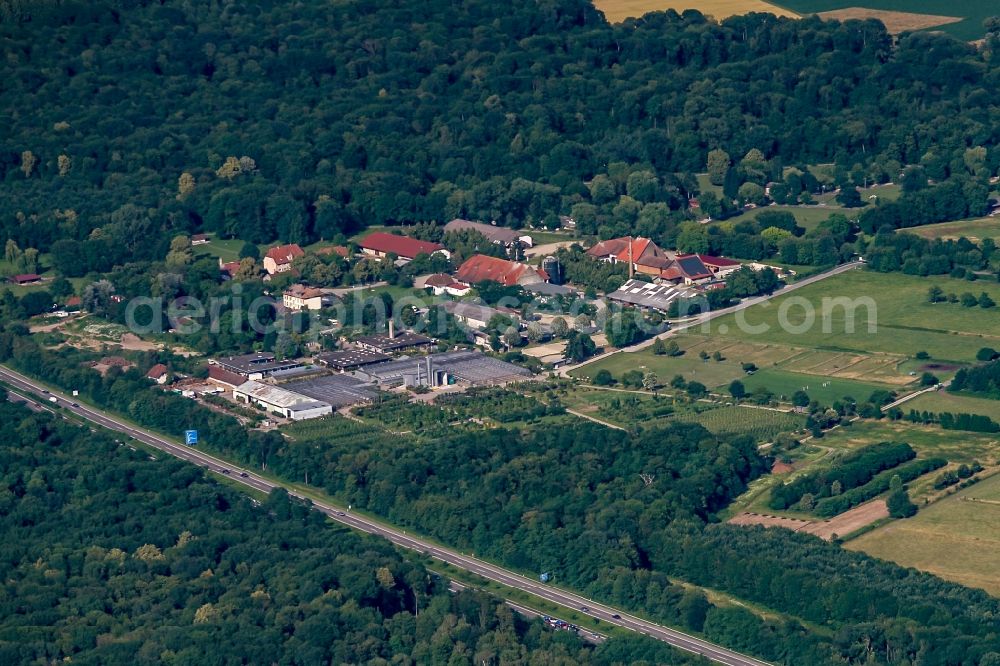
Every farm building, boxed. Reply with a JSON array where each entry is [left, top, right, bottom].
[[315, 349, 391, 371], [522, 282, 578, 298], [146, 363, 169, 384], [210, 352, 302, 380], [606, 279, 699, 312], [660, 255, 714, 285], [355, 350, 532, 388], [9, 273, 41, 285], [586, 237, 673, 277], [219, 260, 241, 278], [442, 300, 516, 330], [444, 219, 533, 247], [693, 254, 743, 278], [233, 380, 333, 420], [191, 234, 210, 245], [263, 243, 304, 274], [454, 254, 548, 287], [422, 273, 471, 296], [358, 232, 448, 261]]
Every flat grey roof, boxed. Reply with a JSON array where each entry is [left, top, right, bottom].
[[282, 374, 379, 408], [234, 380, 330, 411], [606, 279, 698, 311], [315, 349, 390, 369], [214, 352, 301, 374], [360, 350, 532, 385], [523, 282, 578, 297], [355, 331, 434, 351]]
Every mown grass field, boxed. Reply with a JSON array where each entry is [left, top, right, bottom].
[[191, 235, 250, 263], [907, 216, 1000, 242], [778, 0, 994, 40], [710, 270, 1000, 362], [740, 367, 889, 405], [906, 391, 1000, 423], [818, 419, 1000, 464], [593, 0, 796, 23], [719, 204, 850, 233], [847, 472, 1000, 595]]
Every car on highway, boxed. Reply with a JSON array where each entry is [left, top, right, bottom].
[[221, 469, 230, 475], [239, 472, 248, 477], [580, 606, 589, 612], [611, 614, 621, 619], [71, 402, 79, 407]]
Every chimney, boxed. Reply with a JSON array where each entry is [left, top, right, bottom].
[[426, 356, 433, 387], [388, 319, 395, 339]]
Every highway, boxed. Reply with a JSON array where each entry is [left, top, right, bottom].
[[0, 364, 771, 666]]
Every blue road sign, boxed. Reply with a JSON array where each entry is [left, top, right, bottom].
[[185, 430, 198, 445]]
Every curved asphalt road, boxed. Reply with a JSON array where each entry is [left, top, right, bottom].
[[0, 364, 770, 666], [562, 261, 864, 376]]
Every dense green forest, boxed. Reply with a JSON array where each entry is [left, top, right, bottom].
[[0, 393, 711, 665], [2, 0, 1000, 260], [9, 327, 1000, 663]]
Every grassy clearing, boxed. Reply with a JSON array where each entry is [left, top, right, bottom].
[[778, 0, 993, 40], [906, 391, 1000, 423], [191, 235, 251, 263], [570, 334, 804, 387], [572, 330, 914, 401], [715, 204, 850, 233], [741, 368, 890, 405], [818, 419, 1000, 464], [906, 216, 1000, 242], [711, 270, 1000, 362], [847, 472, 1000, 596]]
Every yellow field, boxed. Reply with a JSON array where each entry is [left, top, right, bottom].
[[848, 473, 1000, 596], [594, 0, 798, 23]]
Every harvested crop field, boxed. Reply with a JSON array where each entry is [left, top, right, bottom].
[[803, 500, 888, 540], [816, 7, 961, 33], [593, 0, 797, 23], [729, 500, 888, 540]]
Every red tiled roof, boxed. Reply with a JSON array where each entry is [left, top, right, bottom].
[[264, 244, 304, 265], [10, 273, 41, 284], [423, 273, 455, 288], [455, 254, 547, 287], [208, 365, 245, 387], [316, 245, 350, 258], [146, 363, 168, 379], [586, 237, 670, 269], [220, 260, 241, 276], [659, 266, 685, 281], [694, 254, 741, 268], [65, 296, 81, 307], [359, 232, 444, 259]]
